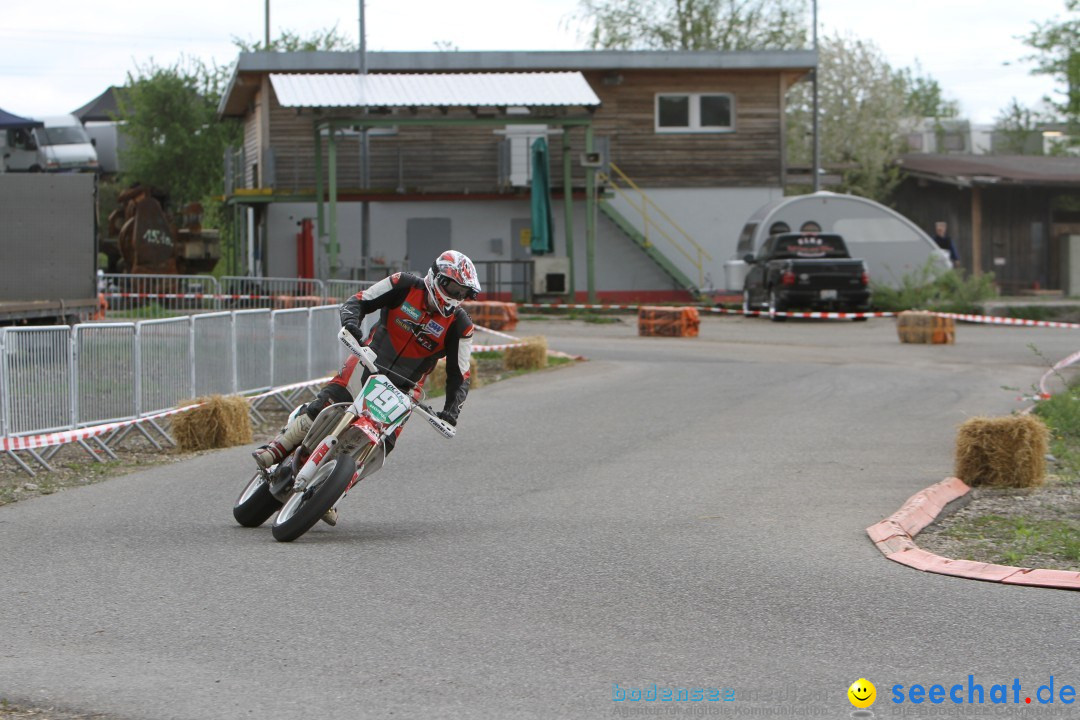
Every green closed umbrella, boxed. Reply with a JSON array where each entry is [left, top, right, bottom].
[[530, 136, 554, 255]]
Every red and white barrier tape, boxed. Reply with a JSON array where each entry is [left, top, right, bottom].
[[1037, 348, 1080, 399], [518, 303, 639, 310], [473, 343, 527, 352], [1, 404, 203, 452], [473, 324, 584, 360], [706, 307, 896, 319], [104, 292, 309, 301], [932, 312, 1080, 330]]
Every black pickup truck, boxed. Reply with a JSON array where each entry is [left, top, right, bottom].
[[741, 233, 871, 320]]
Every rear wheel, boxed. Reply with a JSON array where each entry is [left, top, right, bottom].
[[271, 457, 355, 542], [233, 471, 283, 527], [768, 290, 787, 322]]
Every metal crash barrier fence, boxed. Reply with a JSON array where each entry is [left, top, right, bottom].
[[101, 274, 371, 317], [0, 305, 358, 476]]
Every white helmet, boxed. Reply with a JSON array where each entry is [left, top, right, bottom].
[[424, 250, 481, 317]]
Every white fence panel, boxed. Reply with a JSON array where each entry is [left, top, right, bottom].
[[74, 323, 137, 426], [193, 313, 235, 397], [325, 279, 375, 303], [235, 310, 272, 393], [271, 309, 311, 387], [310, 305, 346, 378], [219, 277, 326, 311], [102, 273, 220, 317], [2, 327, 73, 435], [139, 317, 193, 415]]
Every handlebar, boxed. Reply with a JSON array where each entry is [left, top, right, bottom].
[[337, 327, 455, 439]]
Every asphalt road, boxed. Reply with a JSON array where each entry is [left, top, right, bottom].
[[1, 315, 1078, 720]]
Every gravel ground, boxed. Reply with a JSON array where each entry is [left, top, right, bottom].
[[916, 471, 1080, 571]]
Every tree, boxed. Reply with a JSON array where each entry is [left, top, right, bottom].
[[233, 25, 357, 53], [993, 98, 1048, 154], [577, 0, 808, 50], [897, 64, 960, 119], [786, 34, 910, 201], [117, 57, 241, 207], [1024, 1, 1080, 119]]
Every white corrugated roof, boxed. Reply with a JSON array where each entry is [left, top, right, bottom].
[[269, 72, 600, 108]]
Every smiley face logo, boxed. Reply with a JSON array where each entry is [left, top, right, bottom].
[[848, 678, 876, 708]]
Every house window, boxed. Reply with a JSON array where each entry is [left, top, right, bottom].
[[655, 93, 734, 133]]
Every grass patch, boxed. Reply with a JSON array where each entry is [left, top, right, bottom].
[[872, 260, 998, 313], [940, 514, 1080, 567]]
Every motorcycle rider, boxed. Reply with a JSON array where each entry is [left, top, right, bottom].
[[252, 250, 481, 521]]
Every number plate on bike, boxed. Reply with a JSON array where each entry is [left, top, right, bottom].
[[361, 375, 411, 426]]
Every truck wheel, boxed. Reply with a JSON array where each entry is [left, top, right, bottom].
[[768, 290, 787, 322]]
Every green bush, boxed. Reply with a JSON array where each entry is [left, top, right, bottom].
[[872, 261, 998, 313]]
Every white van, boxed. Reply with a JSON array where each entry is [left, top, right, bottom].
[[2, 114, 99, 173]]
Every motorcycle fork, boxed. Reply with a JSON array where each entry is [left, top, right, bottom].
[[293, 411, 359, 493]]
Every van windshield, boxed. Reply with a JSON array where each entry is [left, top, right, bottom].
[[36, 125, 91, 146]]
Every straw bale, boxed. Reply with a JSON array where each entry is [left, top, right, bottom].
[[172, 394, 253, 451], [428, 356, 480, 392], [504, 336, 548, 371], [954, 414, 1049, 488], [896, 311, 955, 344]]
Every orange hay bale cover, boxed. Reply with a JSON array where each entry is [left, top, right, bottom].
[[637, 306, 700, 337], [897, 311, 955, 344], [462, 301, 519, 331]]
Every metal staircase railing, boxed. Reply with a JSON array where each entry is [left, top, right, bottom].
[[598, 162, 713, 290]]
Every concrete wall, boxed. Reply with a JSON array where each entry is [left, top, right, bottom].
[[264, 186, 779, 296]]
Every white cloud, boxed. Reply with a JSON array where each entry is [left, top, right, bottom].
[[0, 0, 1067, 124]]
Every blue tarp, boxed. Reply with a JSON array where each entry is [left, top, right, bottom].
[[0, 108, 42, 130], [530, 137, 554, 255]]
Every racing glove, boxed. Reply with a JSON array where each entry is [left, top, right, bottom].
[[342, 321, 365, 344]]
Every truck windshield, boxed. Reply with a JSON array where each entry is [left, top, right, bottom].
[[36, 125, 91, 146]]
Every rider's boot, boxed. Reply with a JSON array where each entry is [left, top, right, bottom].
[[252, 413, 313, 469], [322, 506, 338, 526]]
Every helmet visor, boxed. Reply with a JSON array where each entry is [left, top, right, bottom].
[[437, 275, 474, 301]]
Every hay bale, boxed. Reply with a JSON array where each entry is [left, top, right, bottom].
[[896, 311, 955, 344], [171, 394, 253, 451], [428, 356, 480, 392], [504, 336, 548, 371], [955, 414, 1049, 488]]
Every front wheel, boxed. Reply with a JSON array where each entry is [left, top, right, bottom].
[[271, 457, 355, 542], [233, 471, 283, 527]]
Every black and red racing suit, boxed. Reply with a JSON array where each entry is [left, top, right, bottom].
[[303, 273, 474, 442]]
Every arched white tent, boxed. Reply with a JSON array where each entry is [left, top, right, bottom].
[[724, 192, 950, 291]]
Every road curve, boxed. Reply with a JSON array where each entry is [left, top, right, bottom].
[[0, 316, 1077, 719]]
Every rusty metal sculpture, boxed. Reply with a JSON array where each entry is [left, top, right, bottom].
[[105, 185, 220, 275]]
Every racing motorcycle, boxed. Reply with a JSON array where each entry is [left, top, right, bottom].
[[232, 327, 456, 542]]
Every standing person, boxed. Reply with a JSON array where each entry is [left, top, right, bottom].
[[252, 250, 481, 522], [932, 221, 959, 267]]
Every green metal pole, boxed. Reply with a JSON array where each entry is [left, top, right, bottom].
[[328, 128, 339, 277], [584, 125, 597, 304], [314, 122, 325, 240], [562, 127, 575, 302]]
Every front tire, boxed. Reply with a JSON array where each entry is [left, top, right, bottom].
[[233, 471, 283, 527], [271, 458, 355, 542]]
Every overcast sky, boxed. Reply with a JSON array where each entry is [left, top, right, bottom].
[[0, 0, 1066, 124]]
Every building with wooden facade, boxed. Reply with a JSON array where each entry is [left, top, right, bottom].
[[218, 50, 815, 301], [893, 154, 1080, 293]]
